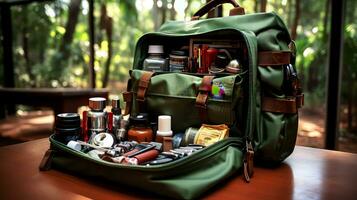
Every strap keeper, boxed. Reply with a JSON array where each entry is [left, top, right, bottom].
[[138, 80, 150, 88], [195, 93, 208, 109], [296, 94, 304, 108], [262, 96, 297, 114], [199, 85, 211, 92]]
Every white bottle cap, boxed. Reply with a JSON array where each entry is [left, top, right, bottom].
[[148, 45, 164, 54], [67, 141, 82, 151], [157, 115, 173, 137]]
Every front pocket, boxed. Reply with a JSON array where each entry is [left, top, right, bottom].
[[130, 70, 245, 132]]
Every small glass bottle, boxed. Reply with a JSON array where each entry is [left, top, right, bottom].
[[128, 113, 153, 143], [143, 45, 167, 72], [111, 98, 122, 141]]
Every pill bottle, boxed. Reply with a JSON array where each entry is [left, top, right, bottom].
[[128, 113, 153, 143], [143, 45, 167, 72]]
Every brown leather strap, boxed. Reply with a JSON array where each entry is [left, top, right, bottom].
[[229, 7, 245, 16], [262, 95, 304, 114], [196, 76, 214, 122], [122, 91, 133, 115], [136, 71, 154, 112], [258, 51, 291, 66]]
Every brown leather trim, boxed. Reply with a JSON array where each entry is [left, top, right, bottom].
[[229, 7, 245, 16], [136, 72, 154, 102], [262, 96, 300, 114], [122, 91, 133, 115], [258, 51, 291, 66], [136, 71, 154, 113], [196, 76, 214, 122], [296, 94, 304, 108]]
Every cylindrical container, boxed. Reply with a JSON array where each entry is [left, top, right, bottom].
[[111, 98, 122, 140], [67, 140, 82, 151], [87, 97, 107, 139], [156, 115, 173, 143], [169, 50, 188, 72], [143, 45, 167, 72], [128, 113, 153, 143], [182, 127, 199, 146], [91, 132, 115, 148], [172, 133, 184, 149], [54, 113, 81, 144]]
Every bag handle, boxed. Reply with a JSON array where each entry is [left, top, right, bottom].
[[192, 0, 245, 20]]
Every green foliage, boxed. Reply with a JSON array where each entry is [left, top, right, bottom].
[[1, 0, 356, 111]]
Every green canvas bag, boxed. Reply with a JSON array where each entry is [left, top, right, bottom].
[[41, 1, 303, 199]]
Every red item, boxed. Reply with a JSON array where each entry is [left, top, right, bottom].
[[107, 112, 113, 133], [134, 149, 159, 164], [82, 111, 88, 142], [207, 48, 218, 69]]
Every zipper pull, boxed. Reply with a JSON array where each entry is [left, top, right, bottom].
[[39, 149, 55, 171], [243, 140, 254, 182]]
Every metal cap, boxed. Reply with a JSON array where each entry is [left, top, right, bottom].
[[89, 97, 106, 111], [148, 45, 164, 54], [111, 98, 120, 109]]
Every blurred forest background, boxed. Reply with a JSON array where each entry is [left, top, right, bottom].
[[0, 0, 356, 138]]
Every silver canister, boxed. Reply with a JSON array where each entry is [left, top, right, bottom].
[[111, 98, 123, 141], [87, 97, 107, 133]]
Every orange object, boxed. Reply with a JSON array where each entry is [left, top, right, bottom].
[[128, 127, 153, 143]]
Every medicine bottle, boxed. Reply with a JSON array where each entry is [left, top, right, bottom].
[[128, 113, 153, 143], [143, 45, 167, 72]]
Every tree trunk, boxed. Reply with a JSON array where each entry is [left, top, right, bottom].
[[21, 6, 36, 87], [290, 0, 301, 40], [260, 0, 267, 12], [347, 78, 352, 130], [170, 0, 176, 20], [184, 0, 192, 19], [152, 0, 160, 31], [161, 0, 167, 25], [59, 0, 82, 60], [287, 0, 293, 28], [99, 3, 113, 88], [322, 0, 330, 41], [102, 17, 112, 88], [254, 0, 259, 13]]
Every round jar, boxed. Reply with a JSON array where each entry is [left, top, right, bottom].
[[169, 50, 188, 72], [128, 113, 153, 143]]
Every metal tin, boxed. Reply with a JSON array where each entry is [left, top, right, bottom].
[[169, 50, 188, 72], [182, 127, 199, 146], [89, 97, 106, 111], [87, 110, 107, 132]]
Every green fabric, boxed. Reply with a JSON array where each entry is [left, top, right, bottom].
[[49, 136, 243, 200], [45, 10, 299, 199], [130, 70, 244, 133]]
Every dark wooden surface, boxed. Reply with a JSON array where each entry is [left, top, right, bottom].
[[0, 88, 108, 117], [0, 138, 356, 200]]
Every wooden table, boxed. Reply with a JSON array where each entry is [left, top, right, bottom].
[[0, 88, 108, 118], [0, 139, 356, 200]]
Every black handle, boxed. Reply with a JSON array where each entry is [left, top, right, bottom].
[[192, 0, 244, 20]]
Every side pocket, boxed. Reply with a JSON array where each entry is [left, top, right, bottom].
[[255, 64, 299, 164]]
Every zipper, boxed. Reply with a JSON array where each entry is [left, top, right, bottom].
[[49, 135, 244, 172], [131, 29, 258, 179]]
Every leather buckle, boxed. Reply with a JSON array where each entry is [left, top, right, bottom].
[[195, 93, 208, 109], [138, 80, 150, 88], [243, 140, 254, 183]]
